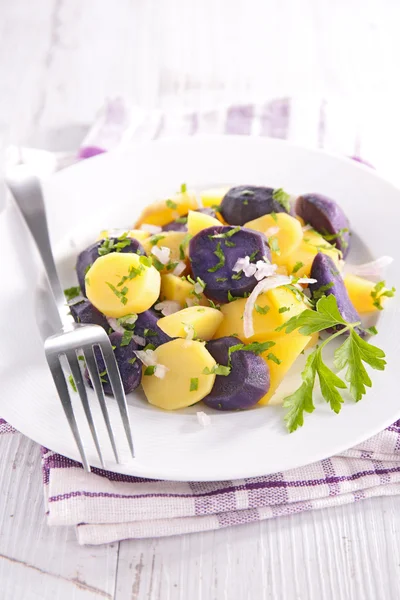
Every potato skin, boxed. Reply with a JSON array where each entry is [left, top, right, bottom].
[[295, 193, 350, 257], [134, 309, 171, 348], [76, 237, 145, 295], [203, 336, 270, 410], [189, 225, 271, 303], [220, 185, 290, 226], [310, 253, 366, 337], [86, 331, 142, 395], [70, 299, 109, 331]]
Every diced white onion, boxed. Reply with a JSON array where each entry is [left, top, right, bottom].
[[106, 317, 125, 335], [233, 256, 257, 277], [132, 335, 146, 346], [302, 224, 313, 232], [345, 256, 394, 281], [140, 224, 162, 234], [151, 245, 171, 265], [154, 300, 181, 316], [254, 260, 278, 281], [194, 281, 204, 295], [196, 411, 211, 428], [154, 364, 169, 379], [243, 275, 292, 338], [183, 323, 195, 340], [265, 226, 280, 237], [172, 261, 186, 276], [195, 191, 203, 208], [134, 349, 156, 366], [185, 297, 197, 307], [296, 277, 317, 285]]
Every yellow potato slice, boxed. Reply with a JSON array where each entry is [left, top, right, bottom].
[[160, 274, 208, 307], [257, 330, 312, 405], [141, 339, 216, 410], [213, 286, 308, 342], [244, 213, 303, 266], [143, 231, 190, 273], [344, 274, 384, 313], [85, 253, 160, 318], [187, 210, 221, 237], [135, 191, 199, 227], [199, 186, 230, 208], [286, 230, 341, 277], [157, 306, 223, 340]]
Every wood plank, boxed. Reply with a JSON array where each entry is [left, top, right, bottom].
[[0, 435, 119, 600]]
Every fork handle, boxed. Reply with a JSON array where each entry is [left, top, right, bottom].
[[6, 167, 67, 327]]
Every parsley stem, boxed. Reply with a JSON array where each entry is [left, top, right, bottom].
[[318, 322, 361, 352]]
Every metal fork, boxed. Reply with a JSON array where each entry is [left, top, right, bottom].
[[6, 166, 134, 471]]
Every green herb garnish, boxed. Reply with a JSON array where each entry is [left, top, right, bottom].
[[175, 216, 188, 224], [144, 365, 156, 376], [98, 232, 131, 256], [269, 236, 280, 255], [272, 188, 291, 212], [68, 375, 77, 393], [143, 328, 157, 337], [106, 282, 128, 305], [255, 304, 270, 315], [216, 277, 228, 282], [208, 299, 221, 310], [208, 242, 225, 272], [166, 199, 178, 210], [190, 377, 199, 391], [99, 370, 108, 384], [203, 364, 231, 376], [227, 290, 237, 302], [180, 183, 187, 193], [121, 330, 134, 346], [231, 271, 243, 281], [179, 233, 192, 260], [371, 281, 396, 310], [64, 286, 81, 302], [270, 212, 278, 223], [249, 250, 259, 261], [128, 357, 137, 365], [292, 261, 304, 274], [278, 306, 290, 314], [267, 353, 281, 365], [149, 234, 166, 246], [278, 295, 386, 432]]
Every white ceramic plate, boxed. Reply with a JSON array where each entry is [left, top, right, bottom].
[[1, 136, 399, 481]]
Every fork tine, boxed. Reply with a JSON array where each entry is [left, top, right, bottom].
[[99, 342, 135, 458], [84, 349, 120, 464], [46, 353, 91, 472], [67, 352, 106, 469]]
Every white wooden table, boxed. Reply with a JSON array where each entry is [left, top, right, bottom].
[[1, 1, 400, 598]]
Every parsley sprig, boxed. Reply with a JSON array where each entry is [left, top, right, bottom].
[[278, 295, 386, 432], [272, 188, 291, 212], [371, 281, 396, 310]]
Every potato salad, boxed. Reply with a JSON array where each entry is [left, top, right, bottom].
[[65, 184, 395, 431]]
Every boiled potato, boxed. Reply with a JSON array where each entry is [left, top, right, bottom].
[[213, 287, 308, 342], [141, 338, 216, 410], [199, 187, 230, 208], [285, 230, 341, 277], [143, 231, 189, 272], [258, 330, 312, 405], [244, 213, 303, 266], [160, 274, 207, 307], [157, 306, 223, 340], [135, 191, 199, 227], [344, 274, 384, 313], [187, 210, 221, 237], [85, 253, 160, 318]]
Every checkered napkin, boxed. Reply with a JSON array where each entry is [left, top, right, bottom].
[[3, 98, 400, 546]]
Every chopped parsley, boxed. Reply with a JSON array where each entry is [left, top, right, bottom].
[[227, 290, 237, 302], [106, 282, 128, 305], [152, 257, 165, 271], [371, 281, 396, 310], [68, 375, 77, 393], [99, 370, 108, 384], [228, 340, 276, 358], [208, 299, 221, 310], [366, 326, 378, 336], [64, 286, 81, 302], [322, 228, 349, 250], [179, 233, 192, 259], [249, 249, 259, 261], [144, 365, 156, 376], [180, 182, 187, 193], [224, 240, 236, 247], [143, 343, 156, 351], [121, 330, 134, 346], [269, 236, 280, 255], [203, 364, 231, 376], [190, 377, 199, 391], [292, 261, 304, 274], [98, 232, 131, 256], [149, 234, 166, 246], [311, 282, 334, 303], [208, 242, 225, 272], [175, 216, 188, 224], [216, 277, 228, 282], [143, 328, 157, 337], [231, 271, 243, 281], [255, 304, 270, 315], [128, 357, 137, 365], [267, 353, 281, 365], [84, 264, 92, 276], [278, 306, 290, 314], [166, 199, 178, 210], [270, 212, 278, 223], [272, 188, 291, 212]]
